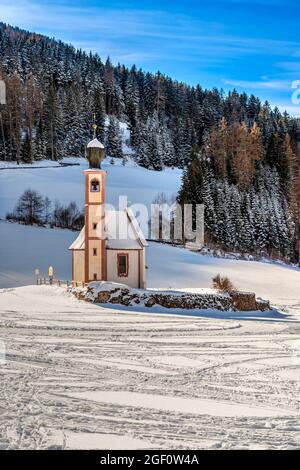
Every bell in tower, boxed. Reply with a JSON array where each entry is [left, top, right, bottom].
[[86, 117, 105, 169]]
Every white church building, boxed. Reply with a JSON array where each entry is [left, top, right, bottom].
[[69, 136, 147, 289]]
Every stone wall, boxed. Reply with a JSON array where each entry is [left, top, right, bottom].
[[72, 282, 271, 312]]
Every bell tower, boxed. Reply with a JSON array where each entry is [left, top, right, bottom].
[[84, 119, 107, 283]]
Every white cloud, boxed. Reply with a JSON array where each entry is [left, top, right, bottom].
[[1, 0, 300, 58], [223, 78, 291, 91], [273, 104, 300, 117]]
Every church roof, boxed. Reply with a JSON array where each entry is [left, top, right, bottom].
[[106, 208, 147, 249], [87, 138, 104, 149], [69, 208, 148, 251], [69, 227, 85, 250], [126, 208, 148, 247]]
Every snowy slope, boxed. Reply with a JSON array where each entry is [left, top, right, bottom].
[[0, 157, 182, 219], [1, 221, 300, 312], [0, 284, 300, 449]]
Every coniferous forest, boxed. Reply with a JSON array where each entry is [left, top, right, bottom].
[[1, 22, 300, 260]]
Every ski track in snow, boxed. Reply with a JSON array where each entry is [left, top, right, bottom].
[[0, 285, 300, 450]]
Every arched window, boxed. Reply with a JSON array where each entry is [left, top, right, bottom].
[[91, 178, 100, 192]]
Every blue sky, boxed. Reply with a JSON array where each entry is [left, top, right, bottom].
[[1, 0, 300, 114]]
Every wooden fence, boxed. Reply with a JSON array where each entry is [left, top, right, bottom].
[[36, 278, 87, 288]]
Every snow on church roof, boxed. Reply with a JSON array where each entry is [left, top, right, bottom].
[[69, 208, 148, 251], [69, 227, 85, 250], [106, 208, 148, 249], [126, 207, 147, 247], [87, 138, 105, 149]]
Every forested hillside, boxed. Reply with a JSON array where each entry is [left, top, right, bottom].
[[1, 22, 300, 260], [0, 22, 299, 168]]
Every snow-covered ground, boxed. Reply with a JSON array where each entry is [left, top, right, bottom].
[[0, 156, 181, 219], [0, 285, 300, 449], [1, 158, 300, 449], [1, 218, 300, 449]]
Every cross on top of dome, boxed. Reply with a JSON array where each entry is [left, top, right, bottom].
[[86, 115, 105, 168]]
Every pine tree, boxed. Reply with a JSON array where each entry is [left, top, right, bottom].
[[161, 125, 175, 167], [145, 113, 163, 170], [44, 82, 60, 160], [282, 133, 296, 184], [136, 122, 150, 168], [178, 151, 204, 205], [92, 80, 106, 142], [106, 116, 123, 158], [35, 116, 47, 160]]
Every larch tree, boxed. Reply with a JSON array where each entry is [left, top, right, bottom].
[[209, 117, 228, 178], [232, 122, 249, 188]]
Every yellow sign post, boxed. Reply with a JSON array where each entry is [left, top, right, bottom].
[[48, 266, 54, 284]]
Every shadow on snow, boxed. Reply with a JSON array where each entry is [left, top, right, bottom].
[[94, 302, 292, 323]]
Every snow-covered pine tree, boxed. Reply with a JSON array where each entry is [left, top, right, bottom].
[[106, 115, 123, 158], [136, 122, 150, 168]]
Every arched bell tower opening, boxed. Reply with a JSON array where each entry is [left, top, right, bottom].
[[91, 178, 100, 192]]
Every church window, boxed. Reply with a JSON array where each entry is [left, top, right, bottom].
[[117, 253, 128, 277], [93, 248, 97, 256]]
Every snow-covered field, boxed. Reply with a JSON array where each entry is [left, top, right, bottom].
[[0, 285, 300, 449], [1, 220, 300, 311], [0, 157, 181, 219], [1, 159, 300, 449]]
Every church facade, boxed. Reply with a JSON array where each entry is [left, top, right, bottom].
[[69, 138, 147, 289]]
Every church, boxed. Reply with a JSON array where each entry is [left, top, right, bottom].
[[69, 131, 147, 289]]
